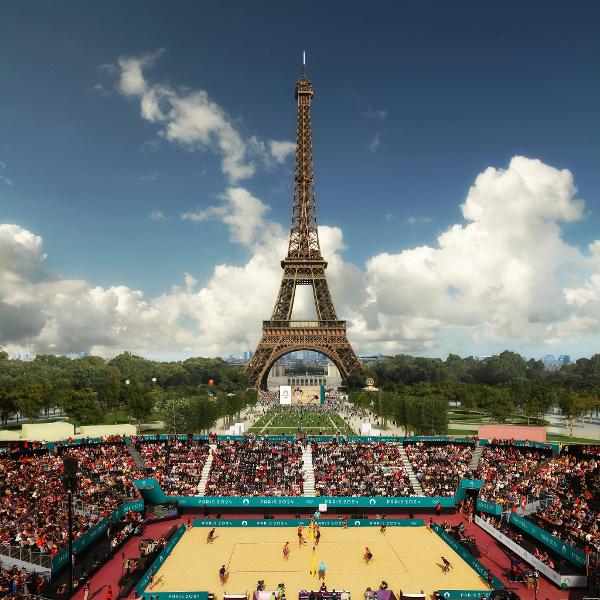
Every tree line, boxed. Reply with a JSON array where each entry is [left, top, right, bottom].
[[0, 351, 255, 429], [349, 390, 449, 436], [1, 349, 598, 435], [346, 351, 600, 436]]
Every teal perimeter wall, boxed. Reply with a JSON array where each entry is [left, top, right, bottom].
[[432, 523, 503, 590], [51, 499, 144, 574], [508, 512, 586, 568], [192, 518, 424, 527]]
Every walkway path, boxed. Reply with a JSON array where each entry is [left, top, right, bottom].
[[126, 445, 146, 471], [328, 415, 340, 434], [259, 414, 277, 434]]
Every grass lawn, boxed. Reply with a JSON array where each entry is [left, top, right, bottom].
[[447, 428, 597, 445], [448, 410, 548, 426], [248, 408, 354, 435], [102, 411, 134, 424], [546, 433, 599, 444], [448, 428, 479, 436]]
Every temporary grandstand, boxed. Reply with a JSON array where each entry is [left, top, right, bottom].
[[0, 430, 597, 599]]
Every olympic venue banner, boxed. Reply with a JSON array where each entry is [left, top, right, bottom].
[[130, 434, 558, 451], [475, 499, 502, 516], [134, 478, 459, 508], [192, 518, 424, 527], [436, 593, 491, 599]]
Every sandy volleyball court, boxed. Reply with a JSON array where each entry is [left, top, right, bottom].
[[145, 525, 490, 598]]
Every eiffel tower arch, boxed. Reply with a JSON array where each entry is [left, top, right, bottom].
[[246, 64, 362, 389]]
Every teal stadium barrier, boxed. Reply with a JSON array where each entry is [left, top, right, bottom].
[[508, 512, 586, 568], [475, 499, 502, 516], [135, 524, 189, 597], [432, 523, 503, 589], [134, 478, 459, 508], [192, 518, 424, 527], [51, 499, 144, 574]]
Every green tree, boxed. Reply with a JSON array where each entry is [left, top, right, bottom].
[[41, 380, 70, 418], [482, 387, 514, 423], [556, 390, 592, 437], [121, 378, 155, 423], [0, 376, 18, 426], [98, 368, 122, 419], [15, 383, 45, 420], [60, 389, 102, 424]]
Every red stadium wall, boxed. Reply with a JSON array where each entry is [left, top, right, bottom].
[[477, 424, 547, 442]]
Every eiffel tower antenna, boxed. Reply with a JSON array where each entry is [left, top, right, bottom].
[[245, 64, 362, 389]]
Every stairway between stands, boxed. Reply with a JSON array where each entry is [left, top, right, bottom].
[[197, 444, 216, 496], [399, 445, 424, 495], [126, 444, 146, 471], [302, 445, 316, 497], [468, 444, 484, 471]]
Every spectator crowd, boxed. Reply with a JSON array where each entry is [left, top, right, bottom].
[[405, 442, 474, 496], [0, 433, 598, 594], [137, 438, 210, 495], [205, 439, 304, 496], [312, 441, 411, 496]]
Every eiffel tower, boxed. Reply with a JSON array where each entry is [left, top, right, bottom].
[[246, 63, 362, 388]]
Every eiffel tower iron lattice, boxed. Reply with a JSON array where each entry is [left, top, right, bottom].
[[246, 66, 362, 388]]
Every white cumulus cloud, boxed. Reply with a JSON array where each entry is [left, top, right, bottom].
[[114, 50, 294, 182], [2, 157, 600, 359]]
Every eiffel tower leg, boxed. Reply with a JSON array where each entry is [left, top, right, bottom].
[[271, 275, 296, 321], [311, 273, 338, 321]]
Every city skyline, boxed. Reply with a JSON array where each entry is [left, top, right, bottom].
[[1, 2, 600, 361]]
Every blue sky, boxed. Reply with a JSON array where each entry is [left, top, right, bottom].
[[1, 1, 599, 360]]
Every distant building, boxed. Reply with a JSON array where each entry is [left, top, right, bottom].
[[267, 361, 342, 389], [542, 354, 563, 371], [12, 352, 33, 361], [66, 351, 89, 360], [360, 355, 383, 365], [558, 354, 571, 365]]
